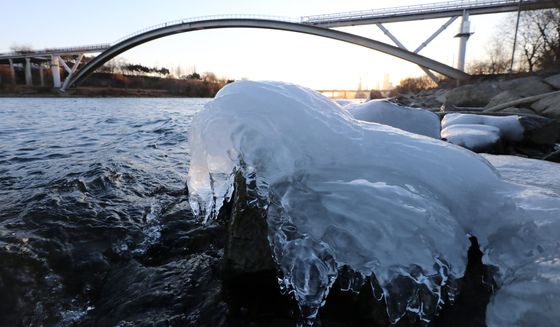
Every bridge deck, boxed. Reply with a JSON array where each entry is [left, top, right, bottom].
[[302, 0, 558, 27], [0, 44, 110, 61]]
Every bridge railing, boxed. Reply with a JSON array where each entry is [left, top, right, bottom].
[[112, 14, 302, 45], [301, 0, 528, 24]]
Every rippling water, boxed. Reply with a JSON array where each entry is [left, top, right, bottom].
[[0, 98, 232, 326]]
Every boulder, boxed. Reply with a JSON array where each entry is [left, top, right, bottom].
[[485, 77, 554, 109], [544, 73, 560, 89], [500, 107, 538, 115], [444, 81, 503, 107], [500, 76, 553, 96], [445, 77, 553, 109], [486, 91, 522, 108], [519, 115, 560, 144], [531, 93, 560, 122], [543, 150, 560, 163]]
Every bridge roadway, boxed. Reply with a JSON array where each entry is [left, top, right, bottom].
[[302, 0, 558, 27]]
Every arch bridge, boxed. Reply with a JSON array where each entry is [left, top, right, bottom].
[[0, 0, 555, 90], [65, 17, 469, 91]]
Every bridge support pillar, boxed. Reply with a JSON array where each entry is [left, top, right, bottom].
[[25, 57, 32, 86], [51, 55, 61, 88], [60, 54, 84, 91], [456, 11, 473, 72], [39, 65, 45, 87], [8, 59, 16, 85]]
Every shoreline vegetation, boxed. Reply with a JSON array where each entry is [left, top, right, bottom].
[[0, 72, 229, 98]]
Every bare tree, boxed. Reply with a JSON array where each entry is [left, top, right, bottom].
[[10, 43, 34, 54], [468, 35, 511, 74], [518, 7, 560, 71]]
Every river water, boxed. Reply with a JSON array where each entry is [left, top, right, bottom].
[[0, 98, 232, 326]]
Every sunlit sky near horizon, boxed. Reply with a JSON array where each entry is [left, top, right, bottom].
[[1, 0, 513, 89]]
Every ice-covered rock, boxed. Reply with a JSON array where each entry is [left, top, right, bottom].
[[187, 81, 560, 326], [441, 124, 501, 152], [442, 113, 524, 142], [346, 99, 440, 138]]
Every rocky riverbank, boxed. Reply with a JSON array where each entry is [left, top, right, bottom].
[[391, 73, 560, 161]]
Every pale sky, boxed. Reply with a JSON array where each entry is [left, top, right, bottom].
[[0, 0, 513, 89]]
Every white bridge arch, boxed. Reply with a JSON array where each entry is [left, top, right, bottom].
[[64, 17, 470, 90]]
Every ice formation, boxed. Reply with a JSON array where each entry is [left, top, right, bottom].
[[187, 81, 560, 326], [442, 113, 524, 140], [346, 99, 441, 138], [441, 124, 501, 151]]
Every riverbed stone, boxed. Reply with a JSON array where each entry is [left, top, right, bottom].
[[544, 73, 560, 89], [519, 115, 560, 144], [444, 81, 502, 107], [500, 76, 553, 96], [500, 107, 537, 115], [531, 93, 560, 122], [486, 91, 522, 108]]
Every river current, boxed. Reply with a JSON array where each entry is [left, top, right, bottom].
[[0, 98, 227, 326]]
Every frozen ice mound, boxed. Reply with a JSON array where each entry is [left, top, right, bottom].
[[187, 81, 560, 326], [441, 124, 501, 151], [442, 113, 524, 142], [346, 99, 441, 138]]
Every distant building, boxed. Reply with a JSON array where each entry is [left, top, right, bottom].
[[382, 73, 393, 90]]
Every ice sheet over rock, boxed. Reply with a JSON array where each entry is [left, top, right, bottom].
[[346, 99, 441, 138], [442, 113, 524, 142], [441, 124, 501, 151], [187, 81, 560, 326]]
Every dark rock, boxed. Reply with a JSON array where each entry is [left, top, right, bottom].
[[89, 255, 227, 327], [499, 76, 553, 97], [500, 107, 537, 115], [445, 77, 553, 109], [432, 237, 496, 327], [222, 171, 275, 277], [544, 73, 560, 89], [486, 91, 522, 108], [530, 93, 560, 122], [543, 150, 560, 163], [369, 90, 384, 100], [519, 115, 560, 144], [444, 81, 503, 108]]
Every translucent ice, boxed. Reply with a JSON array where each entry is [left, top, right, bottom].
[[187, 81, 560, 326], [441, 123, 501, 151]]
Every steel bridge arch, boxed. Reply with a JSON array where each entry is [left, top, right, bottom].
[[65, 18, 470, 90]]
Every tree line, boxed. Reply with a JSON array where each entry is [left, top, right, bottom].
[[469, 4, 560, 74]]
